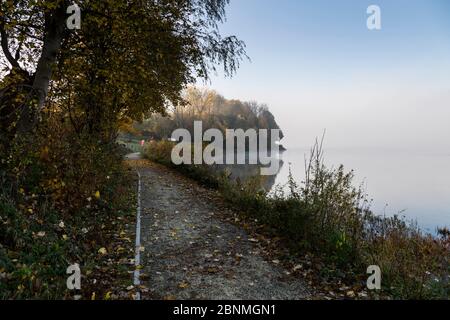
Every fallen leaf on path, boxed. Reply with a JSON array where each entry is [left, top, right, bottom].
[[207, 267, 219, 274], [293, 264, 303, 271]]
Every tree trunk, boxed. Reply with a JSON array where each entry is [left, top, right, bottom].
[[17, 3, 67, 134]]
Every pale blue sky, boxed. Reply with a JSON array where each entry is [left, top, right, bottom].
[[207, 0, 450, 149]]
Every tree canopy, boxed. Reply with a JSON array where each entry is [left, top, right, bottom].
[[0, 0, 246, 142]]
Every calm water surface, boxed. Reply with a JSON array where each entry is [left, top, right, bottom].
[[274, 147, 450, 233], [218, 148, 450, 233]]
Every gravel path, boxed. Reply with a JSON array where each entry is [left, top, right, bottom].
[[129, 159, 312, 300]]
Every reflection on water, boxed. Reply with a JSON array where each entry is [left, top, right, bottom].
[[206, 151, 284, 192], [210, 159, 284, 192]]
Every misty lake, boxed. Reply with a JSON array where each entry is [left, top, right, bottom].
[[219, 148, 450, 234], [276, 148, 450, 234]]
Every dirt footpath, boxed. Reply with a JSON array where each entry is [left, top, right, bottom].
[[128, 159, 313, 300]]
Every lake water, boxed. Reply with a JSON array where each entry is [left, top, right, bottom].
[[218, 148, 449, 233], [273, 147, 450, 234]]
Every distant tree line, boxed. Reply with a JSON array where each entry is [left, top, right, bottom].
[[122, 87, 285, 149]]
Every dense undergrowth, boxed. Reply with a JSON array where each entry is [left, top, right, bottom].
[[0, 121, 137, 299], [144, 139, 449, 299]]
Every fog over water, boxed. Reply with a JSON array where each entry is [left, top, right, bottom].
[[206, 0, 450, 233], [274, 147, 450, 234], [209, 85, 450, 233]]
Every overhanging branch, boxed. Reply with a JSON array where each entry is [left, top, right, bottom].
[[0, 18, 22, 70]]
